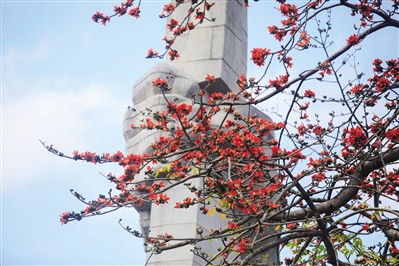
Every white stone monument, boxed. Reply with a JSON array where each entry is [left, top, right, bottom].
[[123, 1, 279, 265]]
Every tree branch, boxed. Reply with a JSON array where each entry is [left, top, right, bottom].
[[271, 146, 399, 221]]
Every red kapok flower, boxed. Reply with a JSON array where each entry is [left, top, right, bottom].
[[162, 3, 175, 15], [60, 212, 70, 225], [268, 201, 279, 209], [205, 74, 215, 83], [167, 18, 179, 31], [205, 2, 215, 10], [237, 74, 247, 89], [128, 7, 140, 18], [391, 246, 399, 254], [303, 89, 316, 98], [250, 48, 271, 67], [362, 222, 370, 231], [146, 49, 159, 58], [287, 223, 298, 230], [347, 34, 359, 46], [152, 78, 168, 87], [168, 49, 180, 61], [386, 128, 399, 143]]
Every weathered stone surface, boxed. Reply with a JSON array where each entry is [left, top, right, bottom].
[[131, 62, 200, 106], [165, 0, 247, 94]]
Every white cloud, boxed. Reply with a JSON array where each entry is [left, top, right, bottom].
[[3, 44, 49, 64], [3, 44, 49, 83], [1, 42, 132, 196], [2, 85, 127, 193], [2, 43, 59, 102]]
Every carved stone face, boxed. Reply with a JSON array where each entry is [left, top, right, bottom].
[[123, 62, 201, 145], [122, 62, 200, 235]]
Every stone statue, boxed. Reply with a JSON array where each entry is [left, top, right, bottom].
[[122, 1, 279, 265]]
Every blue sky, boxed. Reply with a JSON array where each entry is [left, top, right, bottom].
[[2, 1, 165, 265], [1, 1, 398, 265]]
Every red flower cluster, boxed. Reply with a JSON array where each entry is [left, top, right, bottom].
[[278, 3, 299, 28], [152, 77, 168, 88], [149, 192, 170, 205], [168, 49, 180, 61], [307, 157, 323, 169], [175, 197, 196, 208], [128, 7, 140, 18], [347, 34, 359, 46], [368, 59, 399, 93], [264, 2, 301, 42], [278, 3, 299, 17], [307, 0, 322, 9], [236, 237, 251, 253], [299, 102, 310, 111], [319, 61, 332, 77], [250, 48, 271, 67], [60, 212, 70, 225], [237, 74, 247, 90], [205, 2, 215, 11], [194, 8, 205, 20], [342, 126, 368, 149], [113, 0, 134, 17], [268, 25, 287, 42], [146, 49, 159, 58], [351, 1, 374, 24], [282, 56, 293, 68], [311, 172, 325, 184], [386, 128, 399, 143], [303, 89, 316, 98], [161, 3, 175, 17], [350, 58, 399, 109], [167, 18, 179, 31], [205, 74, 215, 83], [162, 36, 174, 49], [92, 12, 111, 26], [167, 102, 193, 117], [269, 74, 289, 91], [92, 0, 137, 25], [297, 31, 311, 48]]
